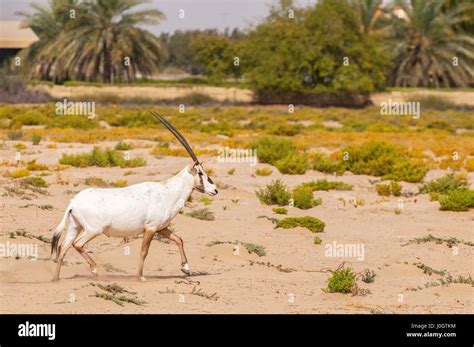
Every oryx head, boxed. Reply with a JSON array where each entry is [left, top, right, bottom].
[[151, 112, 218, 196]]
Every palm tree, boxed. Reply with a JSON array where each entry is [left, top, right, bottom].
[[19, 0, 165, 83], [354, 0, 384, 34], [17, 0, 77, 80], [389, 0, 474, 87]]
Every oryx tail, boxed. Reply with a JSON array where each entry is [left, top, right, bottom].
[[51, 203, 72, 258]]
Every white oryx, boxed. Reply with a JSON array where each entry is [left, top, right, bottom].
[[51, 112, 218, 281]]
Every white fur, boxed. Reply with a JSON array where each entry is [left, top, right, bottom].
[[69, 166, 195, 238]]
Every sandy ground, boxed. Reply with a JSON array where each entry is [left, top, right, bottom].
[[34, 85, 474, 106], [36, 85, 254, 103], [0, 140, 473, 313]]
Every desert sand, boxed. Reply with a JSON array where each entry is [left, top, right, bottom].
[[0, 140, 472, 313]]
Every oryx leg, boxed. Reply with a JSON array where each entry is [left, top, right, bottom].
[[73, 231, 100, 276], [159, 228, 190, 275], [137, 229, 156, 281], [52, 219, 80, 281]]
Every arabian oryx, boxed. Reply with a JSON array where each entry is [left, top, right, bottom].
[[51, 112, 218, 281]]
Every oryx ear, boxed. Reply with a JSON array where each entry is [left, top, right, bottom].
[[187, 165, 197, 175]]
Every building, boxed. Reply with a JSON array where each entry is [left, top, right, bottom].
[[0, 20, 38, 65]]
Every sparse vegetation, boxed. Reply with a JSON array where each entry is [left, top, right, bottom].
[[313, 236, 322, 245], [26, 160, 48, 171], [200, 196, 213, 205], [360, 269, 376, 283], [21, 176, 48, 188], [251, 136, 296, 166], [190, 287, 218, 301], [299, 179, 353, 191], [186, 208, 215, 221], [439, 189, 474, 212], [31, 134, 42, 145], [90, 282, 146, 306], [292, 185, 321, 209], [414, 262, 446, 276], [10, 168, 30, 178], [256, 179, 291, 206], [420, 174, 468, 195], [275, 216, 325, 233], [114, 141, 132, 150], [405, 234, 474, 248], [59, 147, 146, 168], [312, 142, 428, 182], [325, 267, 356, 294], [272, 207, 288, 215], [275, 152, 309, 175], [375, 181, 402, 197], [110, 179, 128, 188], [255, 168, 272, 176], [207, 240, 266, 257], [84, 177, 108, 187]]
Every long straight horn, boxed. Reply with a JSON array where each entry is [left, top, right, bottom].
[[150, 111, 199, 164]]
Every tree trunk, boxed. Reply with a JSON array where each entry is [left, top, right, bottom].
[[103, 41, 112, 83]]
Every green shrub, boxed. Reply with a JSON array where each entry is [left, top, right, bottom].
[[439, 190, 474, 212], [251, 136, 296, 165], [275, 152, 309, 174], [276, 216, 325, 233], [255, 168, 272, 176], [326, 268, 356, 293], [21, 176, 48, 188], [11, 168, 30, 178], [270, 123, 303, 136], [115, 141, 132, 150], [26, 159, 48, 171], [292, 185, 321, 209], [300, 179, 352, 191], [31, 134, 42, 145], [420, 174, 468, 194], [272, 207, 288, 214], [256, 179, 291, 206], [110, 179, 128, 187], [59, 147, 146, 168], [243, 243, 266, 257], [375, 184, 391, 197], [186, 208, 215, 221], [387, 159, 428, 183], [312, 153, 346, 175], [84, 177, 108, 187], [342, 142, 428, 182], [313, 236, 322, 245], [390, 181, 402, 196], [376, 181, 402, 196]]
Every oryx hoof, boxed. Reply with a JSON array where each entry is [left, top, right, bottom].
[[91, 267, 98, 276], [140, 276, 147, 282], [181, 263, 190, 276]]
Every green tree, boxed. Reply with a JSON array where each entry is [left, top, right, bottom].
[[242, 0, 389, 101], [192, 33, 242, 81], [388, 0, 474, 87], [19, 0, 165, 83]]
